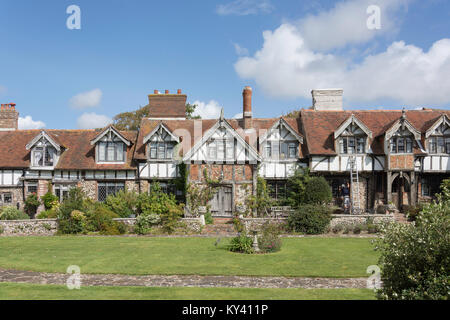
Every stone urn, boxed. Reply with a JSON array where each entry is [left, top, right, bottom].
[[250, 229, 260, 253], [198, 206, 207, 226]]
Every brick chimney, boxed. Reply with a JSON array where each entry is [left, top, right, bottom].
[[0, 103, 19, 131], [312, 89, 343, 111], [147, 89, 187, 119], [243, 86, 253, 129]]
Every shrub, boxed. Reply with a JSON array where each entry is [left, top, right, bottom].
[[303, 177, 332, 205], [83, 203, 120, 234], [375, 200, 450, 300], [135, 213, 161, 235], [0, 206, 29, 220], [229, 234, 254, 254], [232, 217, 245, 234], [24, 193, 41, 218], [36, 209, 58, 219], [105, 189, 138, 218], [353, 224, 362, 234], [367, 224, 379, 234], [245, 178, 273, 216], [287, 204, 332, 235], [57, 188, 87, 234], [405, 203, 426, 222], [41, 182, 59, 210], [58, 210, 86, 234], [204, 211, 214, 225], [286, 168, 311, 208], [258, 222, 282, 253], [0, 225, 3, 234], [160, 202, 184, 234], [343, 225, 352, 234], [332, 224, 344, 234]]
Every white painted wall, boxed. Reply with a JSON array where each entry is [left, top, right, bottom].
[[0, 170, 22, 186]]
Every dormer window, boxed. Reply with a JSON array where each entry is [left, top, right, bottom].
[[149, 142, 174, 159], [207, 139, 234, 160], [334, 115, 371, 155], [32, 143, 57, 167], [98, 141, 125, 162], [90, 126, 131, 164], [390, 136, 413, 154], [26, 132, 61, 169], [427, 121, 450, 154]]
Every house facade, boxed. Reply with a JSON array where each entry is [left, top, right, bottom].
[[0, 88, 448, 216]]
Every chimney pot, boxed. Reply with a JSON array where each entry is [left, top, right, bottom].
[[165, 90, 169, 94], [154, 90, 159, 94], [177, 89, 182, 94]]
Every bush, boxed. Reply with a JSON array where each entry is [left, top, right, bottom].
[[303, 177, 332, 205], [258, 222, 282, 253], [160, 202, 184, 234], [287, 204, 332, 234], [204, 211, 214, 225], [0, 206, 29, 220], [405, 203, 426, 222], [375, 200, 450, 300], [232, 217, 245, 234], [286, 168, 311, 208], [332, 224, 344, 234], [367, 224, 379, 234], [41, 182, 59, 210], [57, 188, 87, 234], [83, 203, 120, 234], [229, 234, 254, 254], [36, 209, 58, 219], [353, 224, 362, 234], [105, 189, 138, 218], [343, 225, 352, 234], [24, 193, 41, 218], [135, 213, 161, 235]]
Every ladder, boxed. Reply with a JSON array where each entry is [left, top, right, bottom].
[[348, 156, 362, 214]]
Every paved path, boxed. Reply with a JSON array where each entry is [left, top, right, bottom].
[[0, 268, 368, 289]]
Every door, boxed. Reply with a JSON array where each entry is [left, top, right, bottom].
[[209, 186, 233, 216]]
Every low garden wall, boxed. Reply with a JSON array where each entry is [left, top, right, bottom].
[[329, 214, 395, 228], [240, 214, 395, 232], [0, 217, 204, 236], [0, 219, 58, 236]]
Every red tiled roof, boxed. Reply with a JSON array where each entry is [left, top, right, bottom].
[[300, 109, 450, 155], [0, 129, 137, 169]]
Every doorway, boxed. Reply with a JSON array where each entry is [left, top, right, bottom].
[[209, 185, 233, 217]]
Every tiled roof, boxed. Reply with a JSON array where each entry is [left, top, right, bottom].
[[0, 129, 137, 169], [300, 109, 450, 155]]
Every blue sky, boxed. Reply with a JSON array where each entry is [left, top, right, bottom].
[[0, 0, 449, 129]]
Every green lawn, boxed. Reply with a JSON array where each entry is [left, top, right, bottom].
[[0, 236, 378, 278], [0, 283, 376, 300]]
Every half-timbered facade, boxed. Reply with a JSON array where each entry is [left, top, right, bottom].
[[0, 88, 448, 215]]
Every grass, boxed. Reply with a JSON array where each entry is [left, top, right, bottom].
[[0, 236, 378, 277], [0, 283, 376, 300]]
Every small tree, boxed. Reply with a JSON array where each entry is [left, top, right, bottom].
[[286, 168, 312, 208], [375, 200, 450, 300], [186, 183, 216, 217], [287, 204, 332, 234], [105, 188, 138, 218], [24, 193, 41, 218], [245, 178, 272, 217], [41, 182, 59, 211], [303, 176, 332, 205]]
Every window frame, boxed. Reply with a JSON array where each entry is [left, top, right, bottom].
[[390, 136, 414, 154], [97, 182, 125, 202], [97, 141, 125, 163], [32, 143, 57, 167], [339, 136, 365, 155]]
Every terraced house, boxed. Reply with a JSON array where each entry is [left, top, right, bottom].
[[0, 88, 448, 216]]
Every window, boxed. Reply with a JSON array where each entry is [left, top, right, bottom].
[[27, 182, 38, 194], [207, 139, 234, 160], [265, 141, 298, 159], [390, 137, 413, 154], [98, 142, 125, 162], [340, 136, 364, 154], [267, 180, 287, 201], [54, 184, 74, 202], [150, 142, 175, 159], [0, 193, 12, 204], [428, 136, 450, 154], [32, 144, 56, 167], [97, 182, 124, 202]]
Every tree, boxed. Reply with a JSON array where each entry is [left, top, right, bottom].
[[286, 167, 312, 208], [283, 109, 300, 118], [113, 103, 201, 130]]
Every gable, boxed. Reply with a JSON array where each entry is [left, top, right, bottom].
[[260, 118, 303, 144], [90, 126, 132, 146], [425, 115, 450, 138], [183, 119, 260, 163], [25, 131, 61, 152], [334, 115, 372, 139], [143, 122, 180, 144]]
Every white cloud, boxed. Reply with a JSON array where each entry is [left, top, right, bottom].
[[233, 43, 249, 56], [192, 100, 222, 119], [70, 88, 102, 109], [298, 0, 410, 51], [217, 0, 273, 16], [77, 112, 112, 129], [18, 116, 46, 130], [233, 113, 243, 119], [235, 23, 450, 106]]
